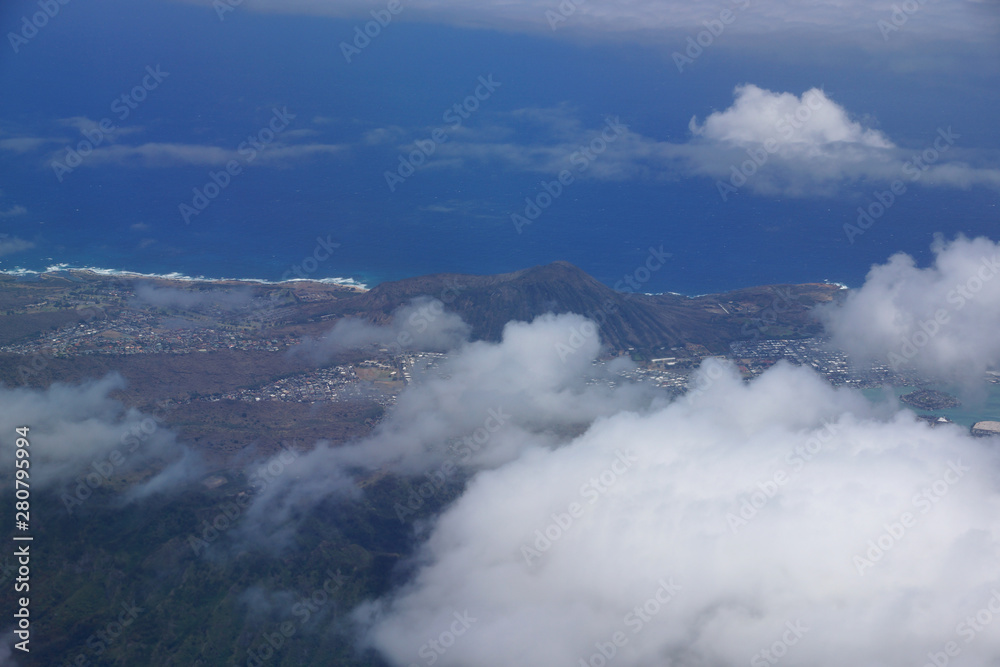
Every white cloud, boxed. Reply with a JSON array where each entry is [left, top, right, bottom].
[[170, 0, 1000, 44], [0, 235, 33, 257], [818, 234, 1000, 383], [362, 125, 407, 146], [14, 86, 998, 196], [0, 117, 348, 169], [206, 266, 1000, 666], [0, 629, 18, 667], [688, 84, 893, 148], [294, 297, 472, 363], [415, 86, 1000, 197], [132, 283, 254, 310], [353, 358, 1000, 667], [61, 116, 143, 136], [0, 137, 54, 153], [0, 205, 27, 219], [0, 374, 197, 495], [67, 141, 348, 168], [241, 313, 661, 542]]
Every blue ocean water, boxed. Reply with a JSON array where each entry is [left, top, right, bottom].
[[1, 0, 997, 294], [864, 385, 1000, 428], [4, 164, 997, 295]]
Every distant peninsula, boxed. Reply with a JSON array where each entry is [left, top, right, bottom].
[[901, 389, 960, 410]]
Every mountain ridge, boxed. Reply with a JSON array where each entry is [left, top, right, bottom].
[[319, 261, 841, 355]]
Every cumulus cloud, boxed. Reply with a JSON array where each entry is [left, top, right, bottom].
[[818, 234, 1000, 384], [242, 312, 660, 542], [689, 84, 893, 148], [15, 86, 998, 196], [293, 297, 472, 363], [0, 374, 198, 495], [682, 85, 1000, 196], [132, 282, 254, 310], [352, 359, 1000, 667], [384, 86, 1000, 197], [208, 272, 1000, 666]]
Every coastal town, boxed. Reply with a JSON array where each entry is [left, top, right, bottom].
[[2, 272, 998, 434]]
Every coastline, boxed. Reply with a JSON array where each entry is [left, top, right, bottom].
[[0, 262, 856, 300], [863, 384, 1000, 428], [0, 264, 369, 291]]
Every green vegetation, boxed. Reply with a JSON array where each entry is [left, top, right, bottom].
[[1, 470, 469, 666]]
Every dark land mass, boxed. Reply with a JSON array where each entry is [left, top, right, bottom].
[[901, 388, 961, 410], [166, 398, 383, 463], [0, 263, 842, 665], [306, 261, 840, 355], [0, 309, 80, 345], [0, 263, 841, 471]]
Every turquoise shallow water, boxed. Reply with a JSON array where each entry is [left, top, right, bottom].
[[862, 384, 1000, 429]]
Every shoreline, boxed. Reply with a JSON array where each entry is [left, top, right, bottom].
[[0, 265, 369, 292], [0, 263, 855, 299]]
